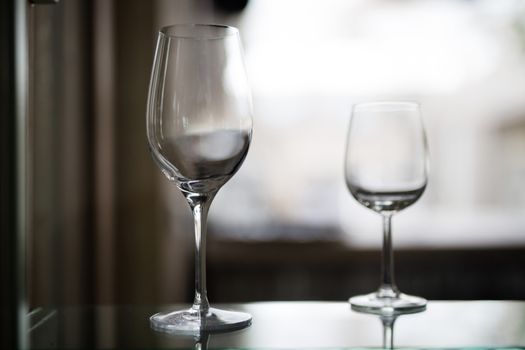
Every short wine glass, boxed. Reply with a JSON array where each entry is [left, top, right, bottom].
[[345, 101, 429, 315], [146, 24, 252, 333]]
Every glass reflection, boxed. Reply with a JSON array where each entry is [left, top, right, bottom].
[[152, 327, 211, 350], [352, 306, 427, 349], [380, 314, 396, 350], [193, 332, 210, 350]]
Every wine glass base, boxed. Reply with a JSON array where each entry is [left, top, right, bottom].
[[150, 307, 252, 334], [350, 292, 427, 316]]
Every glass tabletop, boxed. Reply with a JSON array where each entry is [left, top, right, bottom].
[[28, 301, 525, 349]]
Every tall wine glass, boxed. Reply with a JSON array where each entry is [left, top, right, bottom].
[[345, 101, 428, 314], [147, 24, 252, 333]]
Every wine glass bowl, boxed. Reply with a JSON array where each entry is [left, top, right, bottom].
[[148, 24, 252, 194], [147, 24, 252, 333], [345, 101, 428, 315]]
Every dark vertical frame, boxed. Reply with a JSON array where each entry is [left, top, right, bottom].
[[1, 0, 97, 346], [29, 0, 96, 310], [28, 0, 95, 346], [93, 0, 116, 306], [0, 0, 28, 348]]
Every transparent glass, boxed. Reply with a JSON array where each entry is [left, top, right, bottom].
[[345, 101, 429, 314], [146, 24, 252, 333]]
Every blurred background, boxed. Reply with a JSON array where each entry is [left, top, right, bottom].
[[19, 0, 525, 311]]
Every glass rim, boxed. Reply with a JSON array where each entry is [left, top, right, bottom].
[[159, 24, 239, 40], [352, 101, 420, 112]]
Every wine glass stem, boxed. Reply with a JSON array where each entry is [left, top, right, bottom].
[[187, 193, 214, 314], [380, 214, 398, 297]]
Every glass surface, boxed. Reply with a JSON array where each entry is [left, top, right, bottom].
[[344, 101, 429, 314], [28, 301, 525, 349], [146, 24, 253, 333]]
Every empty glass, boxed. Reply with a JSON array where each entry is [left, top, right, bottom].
[[345, 101, 429, 314], [146, 24, 253, 333]]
